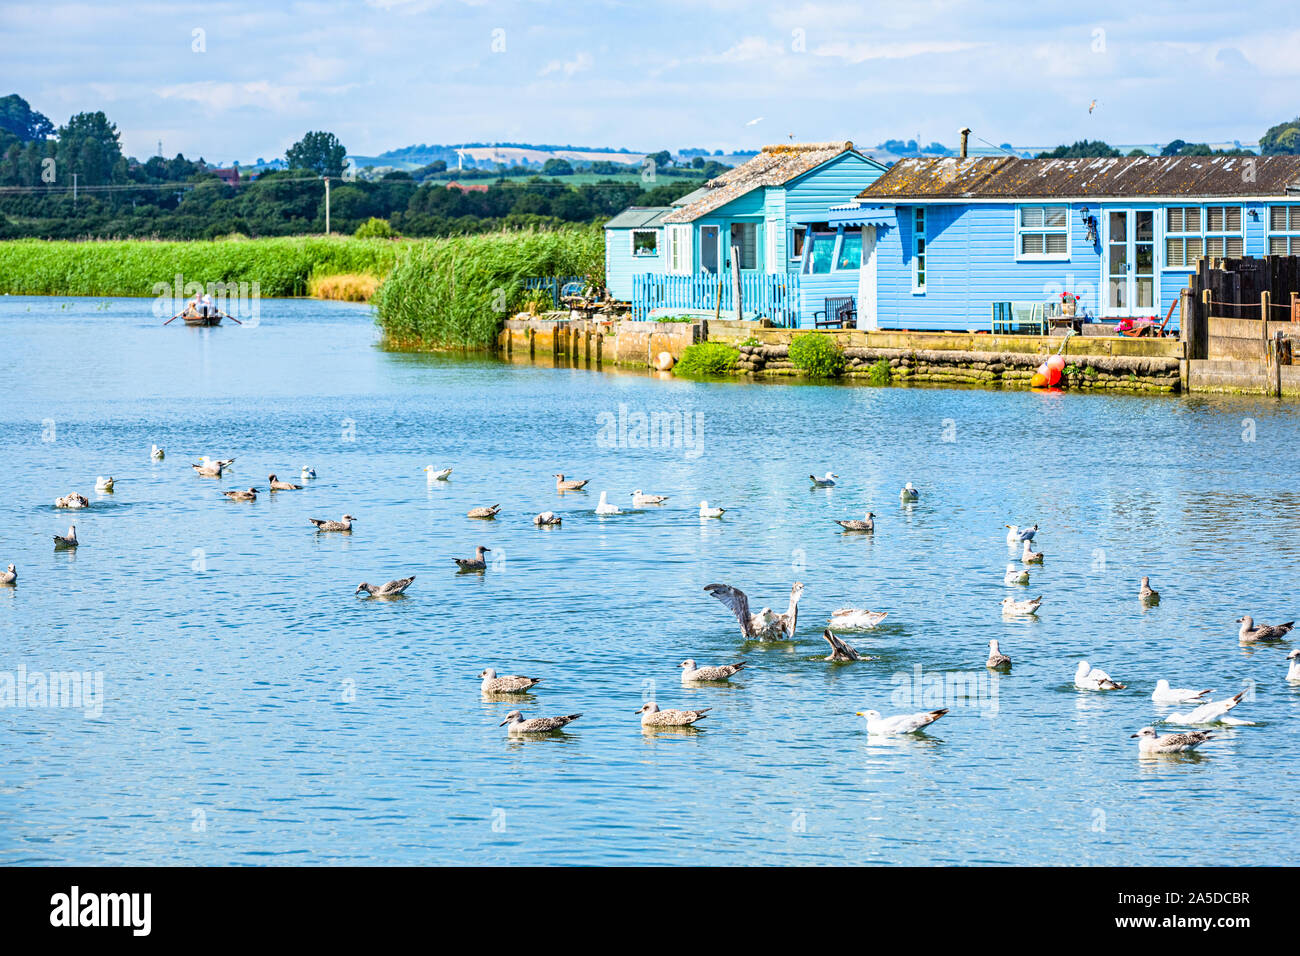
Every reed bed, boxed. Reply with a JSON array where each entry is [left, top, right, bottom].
[[307, 273, 382, 302]]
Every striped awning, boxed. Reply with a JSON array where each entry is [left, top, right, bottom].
[[828, 205, 896, 227]]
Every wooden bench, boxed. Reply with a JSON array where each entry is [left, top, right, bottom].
[[813, 296, 856, 329]]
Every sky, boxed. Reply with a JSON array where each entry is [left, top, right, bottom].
[[3, 0, 1298, 164]]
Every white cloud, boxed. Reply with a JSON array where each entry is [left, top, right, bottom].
[[812, 39, 984, 62], [702, 35, 786, 62], [539, 51, 594, 77]]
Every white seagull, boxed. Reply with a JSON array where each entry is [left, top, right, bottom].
[[855, 708, 948, 735], [424, 466, 452, 481], [595, 491, 622, 515], [1287, 649, 1300, 683], [810, 472, 837, 487], [1005, 523, 1037, 544], [1151, 680, 1212, 705], [94, 476, 114, 492], [1165, 690, 1248, 725], [1021, 540, 1044, 564], [899, 482, 919, 501], [301, 466, 316, 480], [1004, 564, 1030, 585], [1131, 727, 1213, 755], [699, 500, 726, 518], [1075, 660, 1126, 690], [150, 445, 165, 461], [631, 490, 668, 506], [532, 511, 562, 527], [827, 608, 888, 629]]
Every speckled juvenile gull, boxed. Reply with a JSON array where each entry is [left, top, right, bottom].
[[1001, 595, 1042, 616], [453, 545, 490, 572], [1236, 615, 1294, 643], [1165, 690, 1247, 725], [836, 511, 875, 532], [679, 658, 746, 682], [1005, 523, 1037, 543], [637, 702, 710, 727], [553, 473, 589, 491], [855, 707, 947, 735], [95, 476, 114, 492], [1004, 564, 1030, 585], [268, 474, 302, 490], [424, 466, 452, 480], [1, 563, 15, 585], [1152, 680, 1212, 705], [828, 607, 887, 629], [499, 709, 581, 734], [810, 471, 838, 487], [986, 639, 1012, 670], [53, 524, 78, 549], [822, 629, 870, 662], [55, 493, 89, 509], [479, 669, 541, 694], [594, 491, 621, 515], [467, 504, 501, 519], [532, 511, 562, 527], [698, 500, 726, 518], [1020, 540, 1044, 564], [356, 575, 415, 597], [631, 490, 668, 506], [1288, 649, 1300, 683], [1140, 576, 1160, 603], [221, 487, 259, 501], [899, 482, 919, 501], [1132, 727, 1213, 755], [1075, 660, 1125, 690], [704, 581, 802, 640], [309, 514, 355, 532]]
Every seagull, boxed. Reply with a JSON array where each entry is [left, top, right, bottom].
[[53, 524, 78, 549], [467, 504, 501, 519], [356, 576, 415, 597], [1286, 649, 1300, 683], [827, 608, 888, 629], [191, 457, 233, 477], [300, 466, 316, 480], [55, 493, 89, 509], [745, 116, 764, 127], [836, 512, 875, 532], [424, 466, 452, 481], [309, 514, 355, 532], [150, 445, 165, 460], [822, 629, 870, 662], [0, 563, 15, 585], [1021, 540, 1044, 564], [679, 658, 746, 682], [1152, 680, 1212, 705], [986, 639, 1012, 670], [1131, 727, 1212, 755], [499, 710, 581, 734], [94, 476, 114, 492], [1237, 615, 1294, 643], [1088, 98, 1100, 115], [594, 492, 621, 515], [1001, 595, 1042, 616], [631, 490, 668, 506], [1004, 564, 1030, 585], [554, 474, 589, 491], [1140, 576, 1160, 603], [221, 487, 259, 502], [1166, 690, 1247, 725], [855, 708, 948, 735], [532, 511, 562, 527], [268, 474, 302, 491], [810, 472, 837, 487], [454, 546, 490, 572], [1005, 524, 1037, 544], [637, 702, 710, 727], [704, 581, 802, 640], [900, 482, 919, 501], [479, 669, 541, 694], [699, 500, 726, 518], [1075, 660, 1126, 690]]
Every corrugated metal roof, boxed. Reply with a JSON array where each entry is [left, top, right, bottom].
[[663, 142, 859, 222], [858, 155, 1300, 200], [604, 206, 673, 229]]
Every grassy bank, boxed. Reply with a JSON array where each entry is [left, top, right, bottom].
[[0, 236, 403, 298], [372, 227, 603, 350]]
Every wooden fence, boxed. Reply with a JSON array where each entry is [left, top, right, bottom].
[[1181, 255, 1300, 360], [631, 272, 801, 326]]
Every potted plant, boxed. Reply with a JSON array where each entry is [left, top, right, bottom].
[[1060, 292, 1078, 318]]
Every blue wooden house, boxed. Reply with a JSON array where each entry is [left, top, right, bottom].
[[834, 155, 1300, 331], [606, 142, 888, 324]]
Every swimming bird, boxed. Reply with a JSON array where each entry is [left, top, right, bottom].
[[810, 472, 838, 487], [309, 514, 355, 532], [221, 487, 259, 502], [1075, 660, 1126, 690], [822, 629, 868, 662], [1152, 680, 1212, 705], [479, 669, 541, 694], [986, 639, 1012, 670], [836, 512, 875, 532], [453, 546, 490, 572], [54, 493, 89, 509], [53, 524, 78, 549], [1236, 615, 1294, 643], [679, 658, 746, 682], [828, 607, 888, 629], [424, 466, 452, 481], [855, 708, 948, 735], [1005, 523, 1037, 544], [594, 492, 621, 515], [1001, 595, 1042, 616], [1166, 690, 1247, 725], [191, 457, 232, 477], [631, 490, 668, 506], [637, 702, 710, 727], [0, 564, 15, 585], [1021, 540, 1044, 564], [699, 500, 726, 518], [533, 511, 562, 527], [554, 474, 589, 491], [301, 466, 316, 480], [1004, 564, 1030, 585], [499, 710, 581, 734], [150, 445, 164, 461], [1286, 649, 1300, 683], [900, 482, 919, 501], [356, 576, 415, 597], [1140, 576, 1160, 603], [467, 504, 501, 519], [94, 476, 114, 492], [704, 581, 803, 640], [268, 474, 302, 491], [1131, 727, 1213, 755]]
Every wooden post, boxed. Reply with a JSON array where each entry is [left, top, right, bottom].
[[1272, 330, 1284, 397], [730, 244, 743, 323], [1292, 291, 1299, 323], [713, 273, 723, 324]]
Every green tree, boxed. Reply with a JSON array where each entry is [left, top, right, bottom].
[[0, 94, 54, 142], [1036, 140, 1121, 159], [56, 111, 125, 185], [541, 157, 573, 176], [1260, 117, 1300, 155], [286, 130, 347, 176]]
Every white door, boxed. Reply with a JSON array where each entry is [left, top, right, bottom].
[[1102, 210, 1158, 317], [857, 226, 879, 330]]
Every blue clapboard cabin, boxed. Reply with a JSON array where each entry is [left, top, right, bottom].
[[606, 142, 888, 325], [834, 154, 1300, 332]]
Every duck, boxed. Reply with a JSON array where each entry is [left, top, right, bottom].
[[1236, 615, 1294, 643], [0, 563, 15, 585], [268, 474, 302, 491], [827, 607, 888, 629], [53, 524, 78, 549], [631, 490, 668, 506], [453, 546, 490, 572], [1004, 563, 1030, 585], [836, 511, 875, 532], [1131, 727, 1213, 755], [704, 581, 802, 640], [810, 472, 838, 488], [221, 487, 259, 502], [899, 482, 919, 501], [467, 504, 501, 519], [636, 702, 710, 728], [94, 476, 114, 492], [594, 492, 621, 515], [554, 474, 589, 491], [532, 511, 562, 527], [698, 500, 726, 518], [479, 669, 541, 694], [1139, 576, 1160, 603], [55, 493, 89, 509], [986, 639, 1012, 670], [1020, 540, 1044, 564], [1075, 660, 1126, 691], [499, 710, 581, 734], [150, 445, 165, 461], [309, 514, 354, 532], [1005, 523, 1037, 544], [300, 466, 316, 480], [355, 576, 415, 597], [424, 466, 452, 481]]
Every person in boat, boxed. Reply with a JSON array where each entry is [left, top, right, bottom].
[[188, 292, 202, 317], [201, 291, 214, 320]]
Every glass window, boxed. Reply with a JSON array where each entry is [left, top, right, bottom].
[[1017, 205, 1069, 259], [790, 226, 807, 260], [836, 229, 862, 270], [807, 232, 835, 274], [1268, 205, 1300, 255], [913, 208, 927, 292], [730, 222, 757, 270], [1165, 205, 1243, 269], [631, 230, 657, 257]]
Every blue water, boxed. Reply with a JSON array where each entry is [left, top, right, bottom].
[[1, 294, 1298, 865]]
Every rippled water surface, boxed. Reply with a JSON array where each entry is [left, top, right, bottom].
[[2, 295, 1299, 865]]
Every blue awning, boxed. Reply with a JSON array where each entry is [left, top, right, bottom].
[[828, 205, 895, 228]]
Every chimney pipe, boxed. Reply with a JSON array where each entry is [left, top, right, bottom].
[[959, 128, 971, 159]]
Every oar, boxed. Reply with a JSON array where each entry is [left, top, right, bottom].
[[162, 308, 186, 326], [218, 310, 243, 325]]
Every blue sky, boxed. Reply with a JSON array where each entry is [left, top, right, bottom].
[[3, 0, 1298, 163]]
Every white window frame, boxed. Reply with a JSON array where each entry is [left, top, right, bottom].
[[1267, 204, 1300, 256], [629, 229, 658, 258], [1163, 206, 1203, 271], [912, 206, 927, 294], [1015, 204, 1070, 262], [666, 224, 693, 275], [834, 227, 863, 272], [790, 225, 807, 261], [765, 218, 779, 274], [1202, 204, 1245, 261]]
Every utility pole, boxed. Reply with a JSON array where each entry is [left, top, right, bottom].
[[72, 173, 77, 205], [324, 176, 331, 234]]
